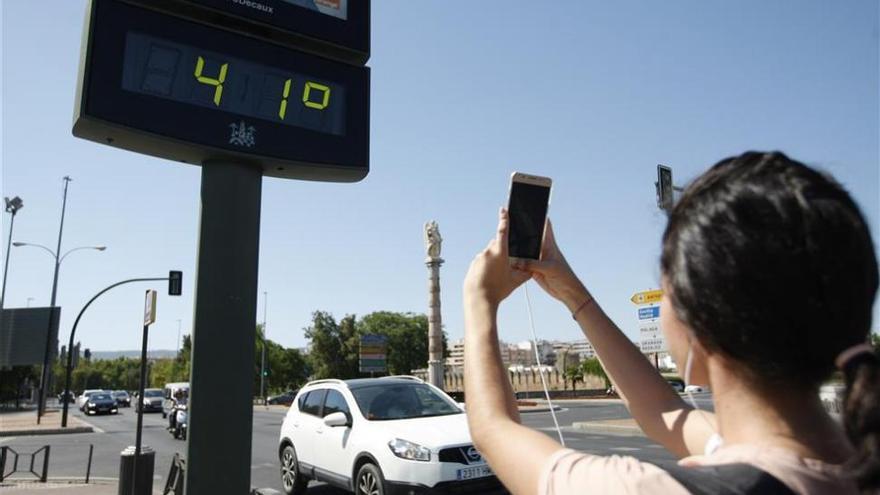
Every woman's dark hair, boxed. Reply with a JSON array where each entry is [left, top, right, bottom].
[[660, 151, 879, 491]]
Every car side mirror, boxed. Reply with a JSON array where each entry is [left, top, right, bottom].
[[323, 412, 350, 428]]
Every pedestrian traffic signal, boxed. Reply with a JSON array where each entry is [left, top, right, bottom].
[[169, 271, 183, 296], [657, 165, 674, 213]]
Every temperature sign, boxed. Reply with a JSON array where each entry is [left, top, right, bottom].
[[74, 0, 370, 182]]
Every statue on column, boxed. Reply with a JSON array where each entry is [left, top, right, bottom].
[[423, 220, 444, 390], [424, 221, 442, 260]]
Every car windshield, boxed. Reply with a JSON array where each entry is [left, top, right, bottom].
[[92, 394, 111, 401], [112, 391, 128, 397], [144, 390, 163, 397], [351, 383, 461, 421]]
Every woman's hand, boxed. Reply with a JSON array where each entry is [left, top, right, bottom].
[[463, 208, 530, 308], [516, 220, 591, 312]]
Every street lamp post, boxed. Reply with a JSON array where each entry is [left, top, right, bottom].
[[14, 179, 105, 420], [260, 291, 267, 404], [1, 196, 24, 314], [14, 242, 106, 419]]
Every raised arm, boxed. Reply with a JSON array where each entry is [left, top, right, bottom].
[[520, 221, 716, 458], [463, 208, 568, 494]]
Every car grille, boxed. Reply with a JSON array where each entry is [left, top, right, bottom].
[[438, 445, 483, 465]]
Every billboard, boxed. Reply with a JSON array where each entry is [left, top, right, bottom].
[[359, 334, 387, 373], [0, 307, 61, 367]]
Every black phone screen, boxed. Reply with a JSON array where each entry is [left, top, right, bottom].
[[508, 181, 550, 260]]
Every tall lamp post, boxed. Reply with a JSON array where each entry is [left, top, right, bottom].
[[15, 241, 106, 418], [260, 291, 267, 405], [1, 196, 24, 315], [14, 185, 106, 419]]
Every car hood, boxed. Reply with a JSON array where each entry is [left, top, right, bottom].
[[364, 413, 472, 450]]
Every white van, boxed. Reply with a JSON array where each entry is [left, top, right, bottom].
[[162, 382, 190, 418]]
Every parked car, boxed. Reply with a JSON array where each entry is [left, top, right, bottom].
[[83, 392, 118, 415], [57, 391, 76, 404], [278, 376, 504, 495], [111, 390, 131, 407], [666, 379, 685, 393], [137, 388, 165, 412], [78, 389, 107, 411], [684, 385, 707, 393], [267, 392, 296, 406]]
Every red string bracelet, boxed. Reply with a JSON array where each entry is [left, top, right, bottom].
[[572, 297, 594, 320]]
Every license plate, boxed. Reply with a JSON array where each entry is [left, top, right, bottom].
[[456, 466, 492, 480]]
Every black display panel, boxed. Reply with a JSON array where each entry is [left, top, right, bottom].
[[122, 32, 346, 135], [508, 182, 551, 260], [74, 0, 369, 182], [181, 0, 369, 64]]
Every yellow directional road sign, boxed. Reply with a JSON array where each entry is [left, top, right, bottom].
[[631, 289, 662, 305]]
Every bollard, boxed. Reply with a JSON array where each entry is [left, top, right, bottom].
[[118, 445, 155, 495]]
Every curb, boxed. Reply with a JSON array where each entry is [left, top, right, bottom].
[[0, 426, 93, 437], [519, 406, 563, 414], [571, 421, 644, 436], [0, 477, 117, 485]]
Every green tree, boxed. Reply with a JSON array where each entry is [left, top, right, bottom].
[[357, 312, 438, 375], [563, 365, 583, 391], [0, 366, 39, 407], [249, 324, 310, 395], [580, 357, 611, 389], [303, 311, 359, 379]]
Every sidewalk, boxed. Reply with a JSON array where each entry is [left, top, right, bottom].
[[0, 410, 96, 437], [0, 480, 119, 494], [571, 418, 645, 436]]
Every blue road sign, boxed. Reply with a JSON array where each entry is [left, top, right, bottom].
[[638, 306, 660, 320]]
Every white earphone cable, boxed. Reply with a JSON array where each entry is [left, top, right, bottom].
[[524, 282, 566, 447]]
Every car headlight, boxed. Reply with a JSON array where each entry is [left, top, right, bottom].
[[88, 402, 95, 407], [388, 438, 431, 462]]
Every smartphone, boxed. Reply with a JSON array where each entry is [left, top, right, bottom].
[[507, 172, 552, 261]]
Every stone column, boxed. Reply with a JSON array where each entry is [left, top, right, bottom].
[[426, 257, 444, 390]]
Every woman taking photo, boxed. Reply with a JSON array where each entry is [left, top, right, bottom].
[[463, 152, 879, 494]]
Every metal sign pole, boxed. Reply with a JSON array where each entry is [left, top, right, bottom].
[[185, 161, 262, 494]]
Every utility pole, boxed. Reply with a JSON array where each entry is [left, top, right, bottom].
[[176, 319, 182, 358], [260, 291, 267, 404]]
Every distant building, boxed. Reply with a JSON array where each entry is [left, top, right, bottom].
[[569, 339, 595, 360], [445, 337, 600, 372], [446, 339, 464, 370]]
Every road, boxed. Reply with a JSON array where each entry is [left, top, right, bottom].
[[1, 395, 714, 493]]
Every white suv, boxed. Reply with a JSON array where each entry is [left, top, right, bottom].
[[277, 376, 506, 495]]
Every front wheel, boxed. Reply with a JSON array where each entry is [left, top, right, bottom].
[[356, 463, 385, 495], [280, 445, 307, 495]]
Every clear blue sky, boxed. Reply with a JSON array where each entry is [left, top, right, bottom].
[[1, 1, 878, 353]]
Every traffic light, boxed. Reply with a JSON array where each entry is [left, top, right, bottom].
[[263, 370, 269, 377], [657, 165, 674, 213], [169, 270, 183, 296]]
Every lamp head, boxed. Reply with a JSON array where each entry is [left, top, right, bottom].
[[4, 196, 23, 213]]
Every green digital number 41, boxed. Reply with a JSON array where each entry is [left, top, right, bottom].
[[194, 56, 331, 119]]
